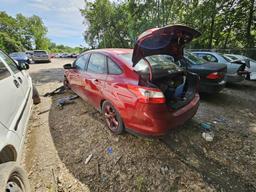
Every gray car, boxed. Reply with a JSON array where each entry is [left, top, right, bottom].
[[193, 51, 249, 83], [32, 50, 51, 63]]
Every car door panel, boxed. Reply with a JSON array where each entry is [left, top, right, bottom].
[[0, 51, 33, 143], [83, 53, 107, 109]]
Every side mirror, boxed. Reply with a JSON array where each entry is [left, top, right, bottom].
[[19, 62, 30, 70], [63, 63, 74, 69]]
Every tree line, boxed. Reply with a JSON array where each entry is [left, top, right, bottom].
[[0, 11, 81, 53], [81, 0, 255, 50]]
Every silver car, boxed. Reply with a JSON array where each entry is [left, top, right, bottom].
[[32, 50, 51, 63], [193, 51, 250, 83]]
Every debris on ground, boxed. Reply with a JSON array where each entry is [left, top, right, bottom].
[[57, 95, 79, 109], [38, 109, 50, 115], [85, 154, 93, 165], [43, 85, 66, 97], [107, 147, 113, 155], [200, 122, 214, 142]]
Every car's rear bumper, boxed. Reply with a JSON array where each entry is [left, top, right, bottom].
[[225, 74, 245, 83], [123, 94, 200, 136], [33, 57, 50, 62], [199, 80, 226, 93]]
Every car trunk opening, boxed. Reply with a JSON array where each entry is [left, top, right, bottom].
[[150, 71, 198, 110], [119, 53, 198, 110]]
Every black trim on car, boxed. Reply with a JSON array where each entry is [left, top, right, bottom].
[[14, 88, 31, 131]]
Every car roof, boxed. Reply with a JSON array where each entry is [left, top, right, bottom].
[[86, 48, 133, 56]]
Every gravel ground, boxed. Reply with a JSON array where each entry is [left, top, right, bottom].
[[23, 58, 256, 192]]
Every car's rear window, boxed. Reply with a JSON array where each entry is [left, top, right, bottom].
[[34, 51, 47, 54], [118, 53, 181, 73], [184, 52, 206, 65]]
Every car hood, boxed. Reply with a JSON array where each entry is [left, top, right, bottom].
[[132, 24, 201, 66], [188, 62, 227, 76]]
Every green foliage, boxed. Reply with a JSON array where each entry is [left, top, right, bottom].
[[0, 11, 50, 52], [0, 11, 81, 54], [81, 0, 256, 49], [49, 42, 82, 53]]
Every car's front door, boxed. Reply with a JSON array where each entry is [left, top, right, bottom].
[[0, 53, 25, 141], [0, 52, 31, 97], [83, 53, 107, 109], [67, 54, 90, 99]]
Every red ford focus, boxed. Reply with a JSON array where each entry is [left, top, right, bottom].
[[63, 25, 200, 136]]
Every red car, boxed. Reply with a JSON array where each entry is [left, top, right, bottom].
[[64, 25, 200, 136]]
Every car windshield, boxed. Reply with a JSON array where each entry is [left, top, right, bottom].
[[118, 53, 181, 72], [184, 51, 206, 65]]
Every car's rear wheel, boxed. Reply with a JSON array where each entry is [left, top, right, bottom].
[[102, 101, 124, 134], [0, 162, 30, 192]]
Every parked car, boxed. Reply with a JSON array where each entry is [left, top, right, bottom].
[[63, 25, 200, 136], [192, 51, 250, 83], [9, 52, 32, 64], [0, 50, 38, 191], [224, 54, 256, 80], [178, 51, 227, 93], [25, 51, 33, 60], [32, 50, 51, 63]]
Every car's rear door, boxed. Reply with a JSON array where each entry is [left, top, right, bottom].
[[82, 53, 107, 109], [0, 53, 25, 142]]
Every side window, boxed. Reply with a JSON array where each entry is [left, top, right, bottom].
[[0, 59, 11, 80], [202, 54, 218, 62], [74, 54, 90, 71], [107, 58, 122, 75], [0, 51, 19, 74], [87, 53, 106, 74]]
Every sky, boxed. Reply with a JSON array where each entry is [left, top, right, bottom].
[[1, 0, 86, 47]]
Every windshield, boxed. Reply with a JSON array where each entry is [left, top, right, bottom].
[[118, 53, 181, 73], [184, 51, 206, 65]]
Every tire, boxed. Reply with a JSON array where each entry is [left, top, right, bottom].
[[102, 101, 124, 134], [0, 162, 30, 192]]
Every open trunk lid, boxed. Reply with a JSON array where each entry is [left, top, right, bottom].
[[132, 24, 201, 66]]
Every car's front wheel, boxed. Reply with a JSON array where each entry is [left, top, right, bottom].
[[102, 101, 124, 134], [0, 162, 30, 192]]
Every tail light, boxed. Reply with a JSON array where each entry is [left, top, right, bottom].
[[206, 72, 224, 80], [127, 85, 166, 104]]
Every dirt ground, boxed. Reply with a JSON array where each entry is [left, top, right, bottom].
[[22, 58, 256, 192]]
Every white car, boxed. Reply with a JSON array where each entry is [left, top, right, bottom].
[[0, 50, 38, 191]]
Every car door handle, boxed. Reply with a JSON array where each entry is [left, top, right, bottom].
[[13, 79, 20, 88], [18, 77, 23, 84]]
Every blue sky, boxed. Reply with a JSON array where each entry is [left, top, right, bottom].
[[1, 0, 86, 47]]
